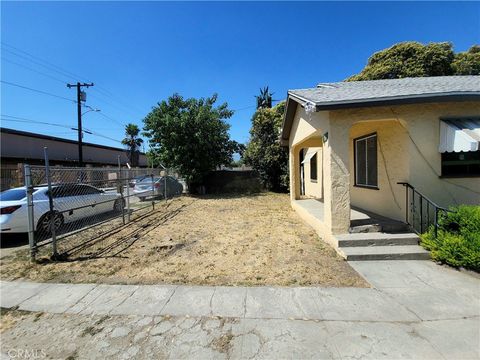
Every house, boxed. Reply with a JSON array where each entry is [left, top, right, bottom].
[[281, 76, 480, 260]]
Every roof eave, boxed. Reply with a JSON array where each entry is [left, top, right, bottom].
[[280, 92, 480, 146], [313, 92, 480, 111]]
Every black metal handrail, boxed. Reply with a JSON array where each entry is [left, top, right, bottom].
[[397, 182, 451, 237]]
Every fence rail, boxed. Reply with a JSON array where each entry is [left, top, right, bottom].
[[397, 182, 451, 237]]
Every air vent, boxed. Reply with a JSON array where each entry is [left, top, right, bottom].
[[317, 83, 338, 89]]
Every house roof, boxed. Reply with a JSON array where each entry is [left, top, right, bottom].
[[282, 76, 480, 145]]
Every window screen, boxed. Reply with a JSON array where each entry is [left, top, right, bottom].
[[355, 134, 378, 188]]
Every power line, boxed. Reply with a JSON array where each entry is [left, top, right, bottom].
[[1, 42, 89, 83], [2, 57, 68, 85], [1, 115, 122, 144], [1, 80, 75, 103], [2, 43, 145, 118], [94, 110, 127, 127], [1, 115, 75, 129]]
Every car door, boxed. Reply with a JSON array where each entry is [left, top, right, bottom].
[[76, 185, 104, 217], [50, 185, 82, 223], [86, 185, 114, 214]]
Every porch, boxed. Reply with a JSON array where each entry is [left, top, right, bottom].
[[292, 198, 429, 261]]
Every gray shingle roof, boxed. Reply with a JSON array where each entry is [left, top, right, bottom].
[[288, 76, 480, 106]]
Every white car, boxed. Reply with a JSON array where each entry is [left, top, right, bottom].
[[0, 184, 123, 234], [133, 176, 183, 201]]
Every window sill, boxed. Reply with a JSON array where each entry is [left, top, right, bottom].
[[439, 175, 480, 179], [310, 179, 318, 183], [354, 184, 379, 190]]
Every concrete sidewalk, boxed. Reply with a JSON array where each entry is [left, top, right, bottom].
[[1, 260, 479, 359]]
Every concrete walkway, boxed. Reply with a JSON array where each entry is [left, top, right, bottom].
[[1, 261, 479, 359]]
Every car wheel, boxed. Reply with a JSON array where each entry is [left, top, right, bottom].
[[113, 199, 124, 212], [139, 197, 146, 202], [37, 211, 64, 235]]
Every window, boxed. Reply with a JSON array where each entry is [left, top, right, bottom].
[[441, 151, 480, 177], [310, 153, 318, 181], [354, 133, 378, 188]]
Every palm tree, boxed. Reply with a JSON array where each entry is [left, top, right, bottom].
[[122, 123, 144, 167], [255, 86, 273, 109]]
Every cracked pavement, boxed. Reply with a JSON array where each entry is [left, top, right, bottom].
[[1, 260, 479, 359]]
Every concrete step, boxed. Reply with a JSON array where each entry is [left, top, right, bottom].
[[349, 221, 411, 234], [336, 232, 420, 247], [339, 245, 430, 261]]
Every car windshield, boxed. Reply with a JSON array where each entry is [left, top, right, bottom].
[[138, 177, 160, 183], [0, 188, 28, 201]]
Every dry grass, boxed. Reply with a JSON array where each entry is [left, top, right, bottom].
[[0, 193, 367, 287]]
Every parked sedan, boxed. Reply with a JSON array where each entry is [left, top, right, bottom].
[[133, 176, 183, 201], [0, 184, 123, 234], [128, 175, 149, 189]]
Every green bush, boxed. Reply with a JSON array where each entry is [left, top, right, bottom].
[[421, 205, 480, 272]]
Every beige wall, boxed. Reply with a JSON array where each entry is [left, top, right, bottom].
[[349, 120, 408, 221], [302, 147, 323, 199], [330, 101, 480, 218]]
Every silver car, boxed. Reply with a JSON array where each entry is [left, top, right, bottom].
[[133, 176, 183, 201]]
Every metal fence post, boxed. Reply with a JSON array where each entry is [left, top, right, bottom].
[[164, 169, 167, 203], [151, 173, 155, 210], [125, 170, 131, 223], [44, 147, 58, 259], [118, 156, 125, 225], [24, 164, 37, 262]]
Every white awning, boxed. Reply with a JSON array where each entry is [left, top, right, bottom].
[[439, 119, 480, 153], [301, 147, 321, 164]]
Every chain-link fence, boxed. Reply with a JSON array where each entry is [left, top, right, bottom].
[[19, 161, 183, 261]]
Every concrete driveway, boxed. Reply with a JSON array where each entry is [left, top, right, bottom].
[[1, 260, 479, 359]]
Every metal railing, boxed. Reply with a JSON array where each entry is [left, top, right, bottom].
[[19, 148, 183, 261], [397, 182, 451, 237]]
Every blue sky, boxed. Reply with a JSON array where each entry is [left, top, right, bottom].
[[2, 1, 479, 151]]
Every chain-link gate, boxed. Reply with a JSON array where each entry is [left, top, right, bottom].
[[22, 149, 183, 261]]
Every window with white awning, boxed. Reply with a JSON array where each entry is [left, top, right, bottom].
[[439, 119, 480, 153], [439, 118, 480, 177]]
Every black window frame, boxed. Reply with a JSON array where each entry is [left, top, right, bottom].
[[354, 133, 379, 190], [310, 153, 318, 182]]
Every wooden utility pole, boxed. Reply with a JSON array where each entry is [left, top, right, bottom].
[[67, 82, 94, 167]]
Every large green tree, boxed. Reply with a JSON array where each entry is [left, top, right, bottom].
[[143, 93, 237, 189], [347, 42, 480, 81], [121, 123, 143, 167], [243, 101, 289, 192]]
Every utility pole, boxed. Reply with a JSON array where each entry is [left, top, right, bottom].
[[67, 82, 94, 167]]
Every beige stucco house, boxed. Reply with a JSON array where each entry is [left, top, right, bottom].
[[281, 76, 480, 260]]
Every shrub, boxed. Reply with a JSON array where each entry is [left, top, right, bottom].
[[421, 205, 480, 272]]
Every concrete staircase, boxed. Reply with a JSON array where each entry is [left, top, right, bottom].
[[336, 232, 430, 261], [336, 216, 430, 261]]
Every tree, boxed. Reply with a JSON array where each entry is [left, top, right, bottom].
[[347, 42, 480, 81], [452, 45, 480, 75], [255, 86, 273, 109], [243, 101, 289, 192], [143, 93, 236, 190], [121, 123, 143, 167]]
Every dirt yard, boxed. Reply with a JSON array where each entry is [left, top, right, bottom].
[[0, 193, 367, 287]]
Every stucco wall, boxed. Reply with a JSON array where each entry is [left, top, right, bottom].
[[349, 120, 408, 221], [330, 101, 480, 220], [302, 147, 323, 199]]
